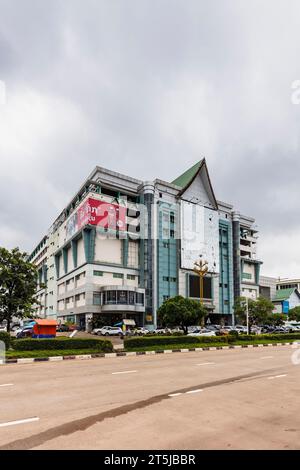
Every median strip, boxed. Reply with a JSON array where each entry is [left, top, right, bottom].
[[112, 370, 137, 375], [0, 417, 39, 428]]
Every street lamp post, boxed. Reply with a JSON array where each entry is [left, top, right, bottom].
[[193, 259, 209, 305]]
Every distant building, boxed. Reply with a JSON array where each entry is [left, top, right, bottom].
[[259, 275, 277, 301], [273, 288, 300, 314], [276, 278, 300, 292]]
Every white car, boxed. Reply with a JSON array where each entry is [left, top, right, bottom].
[[133, 327, 149, 335], [188, 328, 216, 337], [93, 326, 123, 336]]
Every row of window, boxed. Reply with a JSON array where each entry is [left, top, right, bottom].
[[94, 290, 144, 306], [162, 276, 177, 282], [93, 270, 136, 280]]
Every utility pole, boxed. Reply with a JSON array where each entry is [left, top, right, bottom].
[[246, 296, 249, 335]]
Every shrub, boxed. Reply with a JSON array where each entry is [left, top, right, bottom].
[[0, 331, 11, 349], [12, 338, 113, 352], [124, 335, 229, 349]]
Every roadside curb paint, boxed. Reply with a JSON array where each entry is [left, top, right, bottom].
[[2, 342, 294, 365]]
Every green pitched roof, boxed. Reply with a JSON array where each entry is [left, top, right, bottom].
[[274, 288, 295, 301], [172, 160, 203, 188]]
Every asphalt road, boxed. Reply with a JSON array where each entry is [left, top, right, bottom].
[[0, 345, 299, 450]]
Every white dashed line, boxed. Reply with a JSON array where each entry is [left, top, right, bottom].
[[0, 383, 13, 387], [0, 417, 39, 428], [196, 362, 215, 366], [268, 374, 287, 380], [112, 370, 137, 375], [168, 393, 182, 397], [260, 356, 273, 359], [186, 389, 203, 394]]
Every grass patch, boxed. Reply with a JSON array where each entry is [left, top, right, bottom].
[[125, 337, 297, 352], [5, 349, 106, 359], [125, 342, 229, 351]]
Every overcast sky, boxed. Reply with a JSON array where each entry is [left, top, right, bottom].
[[1, 0, 300, 278]]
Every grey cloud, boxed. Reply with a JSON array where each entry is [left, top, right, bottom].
[[0, 0, 300, 277]]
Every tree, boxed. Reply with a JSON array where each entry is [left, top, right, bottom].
[[233, 296, 275, 328], [0, 247, 38, 332], [157, 295, 207, 334], [288, 306, 300, 322], [265, 313, 285, 327]]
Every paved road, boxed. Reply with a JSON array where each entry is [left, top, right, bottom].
[[0, 345, 299, 450]]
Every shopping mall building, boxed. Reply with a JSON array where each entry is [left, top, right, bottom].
[[29, 159, 262, 329]]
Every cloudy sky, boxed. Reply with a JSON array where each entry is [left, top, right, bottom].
[[0, 0, 300, 278]]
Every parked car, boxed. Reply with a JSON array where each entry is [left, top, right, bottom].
[[16, 326, 34, 339], [234, 325, 248, 333], [56, 324, 70, 332], [205, 324, 220, 331], [133, 327, 149, 336], [93, 326, 123, 336], [153, 328, 169, 334], [188, 328, 216, 337], [14, 322, 36, 337]]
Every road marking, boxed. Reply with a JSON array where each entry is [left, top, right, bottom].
[[0, 383, 13, 387], [196, 362, 215, 366], [268, 374, 287, 380], [168, 393, 182, 397], [112, 370, 137, 375], [260, 356, 273, 359], [0, 417, 39, 428], [186, 389, 203, 394]]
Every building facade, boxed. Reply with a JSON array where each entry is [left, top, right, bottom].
[[29, 160, 262, 329]]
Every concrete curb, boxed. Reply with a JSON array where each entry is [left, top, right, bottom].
[[2, 342, 295, 365]]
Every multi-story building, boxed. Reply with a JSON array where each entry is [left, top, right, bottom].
[[276, 278, 300, 292], [259, 275, 277, 301], [29, 159, 262, 329]]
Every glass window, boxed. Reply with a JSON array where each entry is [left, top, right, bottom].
[[105, 291, 117, 304], [93, 293, 101, 305], [136, 292, 144, 305], [94, 270, 103, 276], [128, 291, 135, 305], [127, 274, 135, 280], [113, 273, 124, 279], [117, 290, 127, 304]]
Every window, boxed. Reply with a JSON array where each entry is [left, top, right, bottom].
[[189, 275, 212, 299], [242, 273, 252, 280], [105, 291, 116, 304], [94, 270, 104, 277], [163, 242, 169, 248], [163, 295, 170, 301], [163, 276, 177, 282], [113, 273, 123, 279], [127, 274, 135, 280], [117, 291, 127, 304], [136, 292, 144, 305], [170, 213, 175, 224], [93, 293, 101, 305], [170, 230, 175, 238], [128, 291, 135, 304]]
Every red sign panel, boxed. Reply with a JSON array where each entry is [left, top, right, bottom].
[[66, 197, 126, 239]]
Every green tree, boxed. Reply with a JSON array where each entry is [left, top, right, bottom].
[[233, 296, 274, 328], [157, 295, 207, 334], [0, 247, 38, 332], [265, 313, 285, 327], [288, 306, 300, 322]]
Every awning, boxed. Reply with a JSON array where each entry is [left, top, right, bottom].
[[123, 319, 136, 326], [35, 319, 58, 326]]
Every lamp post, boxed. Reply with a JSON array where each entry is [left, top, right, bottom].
[[193, 259, 209, 305]]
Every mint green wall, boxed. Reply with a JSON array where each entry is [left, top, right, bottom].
[[219, 219, 234, 314], [157, 202, 178, 307]]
